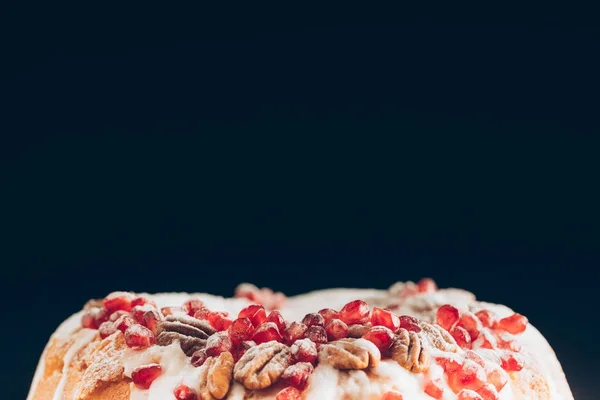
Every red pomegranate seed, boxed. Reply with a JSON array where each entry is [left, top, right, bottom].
[[207, 311, 233, 331], [281, 362, 314, 389], [496, 335, 522, 352], [114, 315, 135, 333], [485, 363, 509, 392], [371, 307, 400, 332], [474, 310, 497, 329], [193, 307, 211, 321], [124, 324, 155, 349], [183, 299, 205, 316], [131, 305, 161, 333], [191, 348, 209, 367], [131, 296, 156, 309], [363, 326, 395, 351], [325, 319, 349, 341], [472, 330, 497, 350], [233, 340, 256, 361], [496, 313, 528, 335], [235, 283, 262, 303], [450, 326, 472, 348], [275, 386, 302, 400], [338, 300, 370, 325], [109, 310, 129, 322], [229, 318, 255, 344], [458, 312, 483, 340], [284, 322, 308, 344], [81, 310, 100, 329], [304, 325, 328, 344], [382, 391, 404, 400], [417, 277, 438, 293], [173, 383, 197, 400], [266, 310, 287, 333], [457, 390, 484, 400], [302, 313, 325, 328], [477, 383, 499, 400], [131, 363, 162, 389], [436, 304, 460, 331], [98, 321, 117, 339], [103, 292, 134, 313], [161, 306, 185, 316], [399, 315, 421, 332], [447, 359, 486, 393], [290, 338, 318, 363], [253, 322, 283, 344], [205, 331, 233, 357], [435, 354, 462, 374], [424, 379, 444, 399], [238, 305, 267, 327], [499, 351, 524, 372], [318, 308, 339, 325]]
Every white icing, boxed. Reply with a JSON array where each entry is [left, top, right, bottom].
[[52, 329, 98, 400]]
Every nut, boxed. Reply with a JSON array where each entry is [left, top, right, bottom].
[[198, 351, 234, 400], [347, 323, 372, 338], [319, 338, 380, 370], [233, 341, 293, 390], [420, 322, 459, 353], [156, 314, 216, 356], [391, 328, 430, 373]]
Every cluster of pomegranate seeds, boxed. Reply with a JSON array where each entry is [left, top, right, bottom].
[[131, 364, 162, 389], [267, 310, 287, 333], [318, 308, 339, 324], [285, 322, 308, 344], [205, 331, 233, 357], [183, 299, 205, 316], [458, 312, 483, 340], [363, 326, 395, 351], [338, 300, 370, 325], [371, 307, 400, 331], [253, 322, 283, 344], [125, 324, 155, 349], [238, 304, 268, 327], [234, 283, 286, 310], [228, 317, 254, 344], [290, 338, 318, 363], [382, 391, 404, 400], [103, 292, 134, 313], [81, 307, 109, 329], [275, 386, 302, 400], [131, 296, 156, 309], [325, 319, 349, 341], [447, 359, 487, 392], [281, 362, 314, 389], [173, 383, 197, 400]]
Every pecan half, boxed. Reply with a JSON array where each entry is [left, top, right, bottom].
[[347, 323, 372, 338], [319, 338, 380, 370], [420, 322, 459, 353], [391, 328, 430, 373], [156, 315, 216, 356], [198, 352, 234, 400], [233, 341, 293, 390]]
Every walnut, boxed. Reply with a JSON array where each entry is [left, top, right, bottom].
[[391, 328, 430, 373], [319, 338, 380, 370], [420, 322, 459, 353], [156, 314, 216, 356], [198, 352, 234, 400], [233, 341, 293, 390]]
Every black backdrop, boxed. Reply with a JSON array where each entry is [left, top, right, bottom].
[[2, 5, 599, 400]]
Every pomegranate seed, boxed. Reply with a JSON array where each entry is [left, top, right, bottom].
[[131, 296, 156, 309], [338, 300, 370, 325], [284, 322, 308, 344], [81, 310, 100, 329], [436, 304, 460, 331], [485, 363, 509, 392], [371, 307, 400, 332], [435, 354, 462, 374], [161, 306, 185, 316], [131, 305, 161, 333], [233, 340, 256, 361], [382, 391, 404, 400], [98, 321, 117, 339], [477, 383, 499, 400], [424, 379, 444, 399], [114, 315, 135, 333], [447, 360, 486, 393], [266, 310, 287, 333], [499, 351, 524, 372], [474, 310, 497, 328], [205, 331, 233, 357], [124, 324, 155, 349], [228, 318, 255, 344], [193, 307, 211, 321], [238, 305, 267, 327], [304, 325, 328, 344], [235, 283, 262, 303], [472, 330, 497, 350], [190, 348, 209, 367], [496, 313, 528, 335], [399, 315, 421, 332], [207, 311, 233, 331], [109, 310, 129, 322], [173, 383, 197, 400], [456, 390, 484, 400], [464, 350, 485, 368], [290, 338, 318, 363], [363, 326, 395, 351], [450, 326, 472, 348], [325, 319, 349, 341], [318, 308, 339, 325], [131, 363, 162, 389], [392, 281, 420, 298], [281, 362, 314, 389], [496, 335, 522, 352], [253, 322, 283, 344], [417, 277, 438, 293], [183, 299, 205, 316], [103, 292, 134, 313], [302, 313, 325, 328], [458, 312, 483, 340], [275, 386, 302, 400]]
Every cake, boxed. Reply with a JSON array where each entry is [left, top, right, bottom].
[[27, 279, 573, 400]]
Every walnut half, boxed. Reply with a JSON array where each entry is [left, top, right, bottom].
[[391, 328, 430, 373], [318, 338, 381, 370], [198, 351, 234, 400], [233, 341, 293, 390]]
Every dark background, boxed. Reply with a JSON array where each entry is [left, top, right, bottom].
[[2, 5, 599, 399]]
